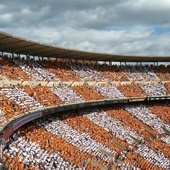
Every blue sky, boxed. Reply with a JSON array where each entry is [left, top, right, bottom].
[[0, 0, 170, 56], [152, 27, 170, 35]]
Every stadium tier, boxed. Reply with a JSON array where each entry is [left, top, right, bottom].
[[0, 32, 170, 170]]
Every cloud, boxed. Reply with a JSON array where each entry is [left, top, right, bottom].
[[0, 0, 170, 57], [0, 13, 13, 25]]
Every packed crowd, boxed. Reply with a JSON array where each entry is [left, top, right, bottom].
[[40, 60, 81, 81], [50, 85, 84, 103], [13, 59, 56, 81], [67, 62, 106, 81], [0, 92, 24, 121], [62, 105, 170, 168], [0, 84, 84, 124], [0, 86, 43, 113], [93, 64, 130, 82], [0, 81, 169, 129], [120, 65, 158, 82], [0, 56, 170, 169], [124, 103, 170, 145], [147, 102, 170, 124], [72, 85, 104, 101], [4, 135, 76, 170], [3, 102, 170, 170], [20, 85, 63, 107], [164, 82, 170, 94], [0, 57, 169, 83], [95, 84, 124, 99], [117, 84, 146, 97], [0, 57, 30, 81], [41, 118, 116, 163], [152, 65, 170, 81], [140, 83, 168, 96], [104, 104, 170, 159], [82, 108, 142, 145]]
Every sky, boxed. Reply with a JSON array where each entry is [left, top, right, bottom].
[[0, 0, 170, 56]]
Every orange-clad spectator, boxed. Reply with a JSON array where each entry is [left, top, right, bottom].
[[40, 60, 81, 81], [0, 57, 31, 80], [152, 65, 170, 81], [0, 92, 24, 121], [94, 64, 130, 81], [147, 102, 170, 124], [164, 82, 170, 94], [20, 84, 64, 107], [72, 85, 104, 101], [118, 84, 146, 97]]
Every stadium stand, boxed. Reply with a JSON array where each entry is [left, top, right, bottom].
[[40, 60, 81, 81], [140, 83, 168, 97], [94, 83, 125, 99], [117, 84, 146, 97], [120, 65, 158, 82], [164, 82, 170, 94], [152, 65, 170, 81], [0, 32, 170, 170], [0, 57, 31, 81], [93, 64, 130, 82], [72, 85, 104, 101]]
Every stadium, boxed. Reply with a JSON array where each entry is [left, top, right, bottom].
[[0, 31, 170, 170]]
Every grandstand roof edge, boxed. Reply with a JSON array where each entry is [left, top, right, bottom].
[[0, 31, 170, 62]]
